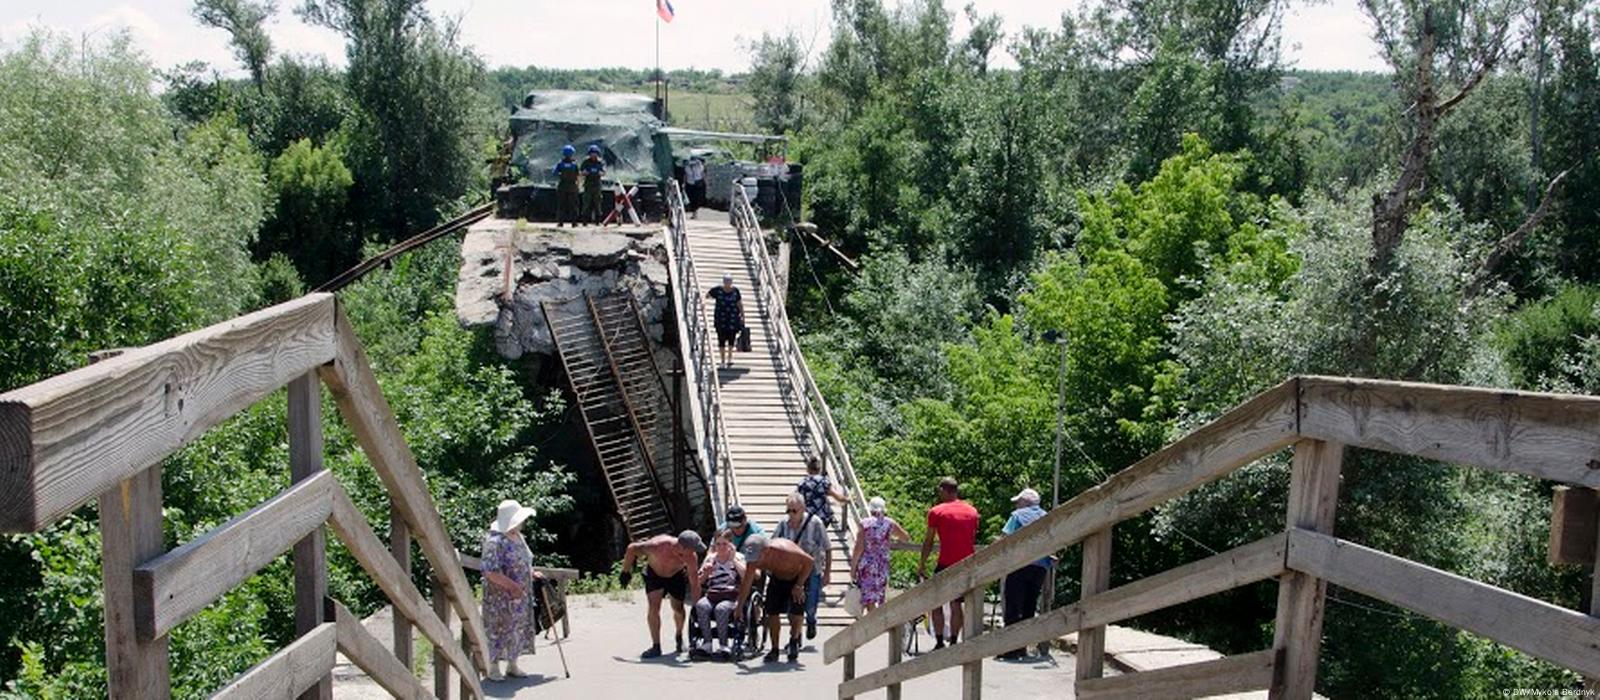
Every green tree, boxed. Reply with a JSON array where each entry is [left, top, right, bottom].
[[298, 0, 488, 238], [192, 0, 276, 91], [262, 137, 356, 285], [747, 32, 806, 134]]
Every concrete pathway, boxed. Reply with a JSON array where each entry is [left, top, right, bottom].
[[481, 590, 1076, 699], [335, 590, 1298, 699]]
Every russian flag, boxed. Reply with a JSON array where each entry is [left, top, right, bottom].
[[657, 0, 675, 22]]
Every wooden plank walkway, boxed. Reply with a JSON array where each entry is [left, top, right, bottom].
[[683, 219, 856, 626]]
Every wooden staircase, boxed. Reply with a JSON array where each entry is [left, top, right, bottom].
[[684, 215, 864, 626], [544, 292, 710, 541]]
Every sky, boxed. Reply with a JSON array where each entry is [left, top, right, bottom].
[[0, 0, 1389, 78]]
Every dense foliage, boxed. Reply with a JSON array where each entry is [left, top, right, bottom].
[[778, 0, 1600, 696], [4, 0, 1600, 695], [0, 14, 573, 697]]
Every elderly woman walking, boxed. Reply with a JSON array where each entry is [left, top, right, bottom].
[[481, 499, 544, 680], [707, 273, 744, 369], [850, 497, 909, 612]]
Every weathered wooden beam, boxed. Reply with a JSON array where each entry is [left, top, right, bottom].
[[0, 294, 337, 533], [457, 551, 580, 581], [1076, 649, 1277, 700], [133, 471, 334, 640], [326, 483, 484, 700], [1075, 528, 1112, 681], [328, 597, 434, 700], [1270, 439, 1342, 700], [961, 587, 983, 699], [210, 622, 336, 700], [886, 624, 904, 700], [838, 606, 1079, 699], [1550, 486, 1599, 565], [1298, 375, 1600, 487], [318, 303, 491, 673], [837, 533, 1288, 697], [101, 465, 171, 699], [1077, 532, 1288, 630], [432, 577, 452, 700], [825, 379, 1299, 662], [1287, 529, 1600, 678], [391, 508, 413, 674], [288, 373, 332, 700]]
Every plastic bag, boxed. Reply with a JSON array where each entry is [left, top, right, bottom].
[[844, 584, 863, 618]]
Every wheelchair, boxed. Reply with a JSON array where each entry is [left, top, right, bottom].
[[687, 573, 767, 661]]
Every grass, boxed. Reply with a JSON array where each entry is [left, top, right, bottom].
[[632, 89, 757, 132]]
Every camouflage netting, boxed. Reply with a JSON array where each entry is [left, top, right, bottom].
[[509, 91, 674, 186]]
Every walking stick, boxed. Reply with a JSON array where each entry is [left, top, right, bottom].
[[539, 583, 571, 678]]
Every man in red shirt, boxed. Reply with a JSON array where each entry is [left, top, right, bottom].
[[918, 477, 979, 649]]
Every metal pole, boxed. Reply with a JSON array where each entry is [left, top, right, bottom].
[[1042, 339, 1068, 634]]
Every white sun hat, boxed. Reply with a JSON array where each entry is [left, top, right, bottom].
[[1011, 488, 1042, 506], [490, 499, 536, 534]]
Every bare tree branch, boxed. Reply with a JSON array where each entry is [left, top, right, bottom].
[[1464, 168, 1572, 297]]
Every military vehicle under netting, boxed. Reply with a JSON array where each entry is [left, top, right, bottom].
[[493, 90, 799, 223]]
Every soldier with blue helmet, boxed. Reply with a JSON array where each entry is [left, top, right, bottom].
[[553, 144, 580, 227], [580, 144, 606, 224]]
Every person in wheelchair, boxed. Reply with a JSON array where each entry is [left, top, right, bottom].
[[691, 529, 746, 660]]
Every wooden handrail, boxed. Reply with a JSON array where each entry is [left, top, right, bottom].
[[729, 186, 870, 529], [663, 179, 737, 513], [824, 377, 1299, 662], [328, 482, 485, 699], [0, 294, 492, 697], [831, 374, 1600, 699], [0, 293, 338, 533], [318, 305, 493, 673]]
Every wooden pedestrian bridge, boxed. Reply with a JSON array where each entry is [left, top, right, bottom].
[[3, 181, 1600, 698]]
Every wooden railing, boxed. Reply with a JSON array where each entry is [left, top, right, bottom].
[[728, 185, 870, 530], [663, 179, 737, 514], [826, 376, 1600, 699], [0, 294, 492, 699]]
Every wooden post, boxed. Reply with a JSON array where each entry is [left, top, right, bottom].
[[961, 587, 983, 699], [1269, 439, 1343, 700], [1586, 501, 1600, 693], [433, 576, 452, 700], [100, 464, 171, 699], [1075, 527, 1112, 681], [288, 373, 332, 700], [391, 508, 413, 672], [887, 623, 904, 700], [842, 651, 856, 699], [458, 627, 471, 700]]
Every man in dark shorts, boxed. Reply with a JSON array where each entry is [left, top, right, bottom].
[[707, 273, 744, 368], [621, 530, 704, 658], [918, 477, 979, 649], [734, 534, 814, 663]]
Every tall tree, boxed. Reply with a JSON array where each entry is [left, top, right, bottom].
[[192, 0, 276, 91], [748, 32, 806, 134], [297, 0, 485, 237]]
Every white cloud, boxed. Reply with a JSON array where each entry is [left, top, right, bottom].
[[1283, 0, 1388, 72], [0, 0, 1389, 75]]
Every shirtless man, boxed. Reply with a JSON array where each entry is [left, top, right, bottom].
[[734, 534, 815, 663], [621, 530, 704, 658]]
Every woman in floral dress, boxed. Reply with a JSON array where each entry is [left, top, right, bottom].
[[850, 496, 909, 610], [481, 499, 543, 680]]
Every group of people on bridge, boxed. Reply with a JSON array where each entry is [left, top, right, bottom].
[[469, 458, 1058, 679]]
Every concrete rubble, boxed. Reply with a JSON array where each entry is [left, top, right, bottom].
[[455, 218, 672, 362]]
